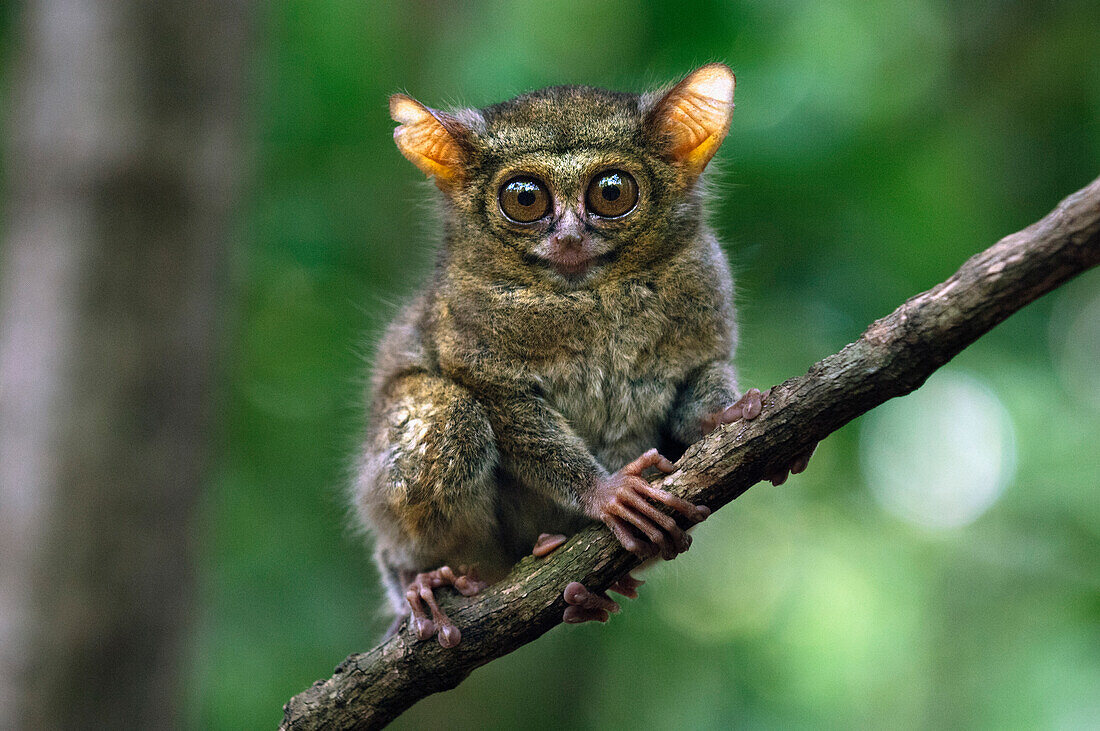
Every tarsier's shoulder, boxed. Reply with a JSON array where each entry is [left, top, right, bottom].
[[368, 291, 438, 394]]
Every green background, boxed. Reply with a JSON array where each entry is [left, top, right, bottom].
[[176, 1, 1099, 727]]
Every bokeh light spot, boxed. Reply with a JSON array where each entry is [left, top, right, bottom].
[[860, 370, 1016, 529], [1052, 283, 1100, 411]]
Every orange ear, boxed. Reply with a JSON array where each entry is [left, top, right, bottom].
[[390, 94, 469, 188], [648, 63, 736, 176]]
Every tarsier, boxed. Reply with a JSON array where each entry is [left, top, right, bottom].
[[355, 64, 812, 647]]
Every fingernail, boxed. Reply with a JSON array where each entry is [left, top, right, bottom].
[[438, 624, 461, 648], [564, 582, 588, 604]]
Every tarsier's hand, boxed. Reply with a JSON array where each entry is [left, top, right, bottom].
[[701, 387, 817, 486], [582, 448, 710, 560]]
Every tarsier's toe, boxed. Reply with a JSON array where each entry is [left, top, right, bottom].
[[564, 581, 619, 613], [561, 576, 645, 624], [701, 387, 819, 487], [766, 443, 817, 486], [563, 605, 610, 624], [609, 573, 645, 599], [562, 583, 616, 623], [437, 623, 461, 648], [702, 387, 768, 435], [410, 615, 435, 640], [403, 565, 488, 647], [532, 532, 568, 557], [453, 576, 487, 596], [739, 388, 764, 420]]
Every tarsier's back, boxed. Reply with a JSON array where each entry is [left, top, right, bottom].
[[355, 64, 808, 647]]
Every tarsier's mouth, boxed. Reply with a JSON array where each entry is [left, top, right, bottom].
[[525, 249, 618, 280]]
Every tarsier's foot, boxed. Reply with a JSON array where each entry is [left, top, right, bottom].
[[562, 574, 646, 624], [701, 388, 818, 486], [404, 565, 488, 648], [585, 448, 710, 561], [530, 526, 646, 625]]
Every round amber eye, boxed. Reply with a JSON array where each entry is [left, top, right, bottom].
[[499, 177, 551, 223], [586, 170, 638, 218]]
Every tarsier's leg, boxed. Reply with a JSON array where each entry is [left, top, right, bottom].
[[361, 373, 499, 648]]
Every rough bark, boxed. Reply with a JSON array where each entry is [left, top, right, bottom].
[[0, 1, 249, 727], [281, 175, 1100, 730]]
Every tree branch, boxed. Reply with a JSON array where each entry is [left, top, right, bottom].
[[281, 176, 1100, 730]]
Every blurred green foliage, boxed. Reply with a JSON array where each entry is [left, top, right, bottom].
[[189, 1, 1100, 727]]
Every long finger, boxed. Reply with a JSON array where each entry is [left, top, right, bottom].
[[623, 490, 690, 554], [604, 514, 655, 559], [415, 576, 455, 635], [417, 583, 461, 648], [622, 448, 676, 476], [610, 500, 674, 559], [416, 578, 448, 627], [636, 482, 710, 522]]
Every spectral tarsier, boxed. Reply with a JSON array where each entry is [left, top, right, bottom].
[[355, 64, 813, 647]]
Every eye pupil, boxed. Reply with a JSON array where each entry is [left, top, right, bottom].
[[586, 170, 638, 218], [499, 176, 550, 223]]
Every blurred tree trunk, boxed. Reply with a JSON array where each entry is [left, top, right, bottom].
[[0, 2, 249, 727]]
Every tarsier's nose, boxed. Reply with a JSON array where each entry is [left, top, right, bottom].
[[552, 233, 584, 250]]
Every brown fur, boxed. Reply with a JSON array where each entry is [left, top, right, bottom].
[[356, 65, 744, 618]]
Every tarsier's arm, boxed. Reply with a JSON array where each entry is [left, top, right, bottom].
[[666, 360, 743, 445], [487, 393, 608, 508], [485, 393, 709, 560]]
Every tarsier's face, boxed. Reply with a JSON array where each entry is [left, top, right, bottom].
[[470, 92, 680, 285], [491, 164, 642, 280], [390, 65, 735, 287]]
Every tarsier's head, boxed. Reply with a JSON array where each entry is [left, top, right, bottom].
[[390, 64, 734, 287]]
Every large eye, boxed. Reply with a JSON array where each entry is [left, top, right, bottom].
[[499, 176, 551, 223], [586, 170, 638, 218]]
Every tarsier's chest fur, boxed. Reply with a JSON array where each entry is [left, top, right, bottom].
[[357, 64, 746, 623], [463, 259, 732, 467]]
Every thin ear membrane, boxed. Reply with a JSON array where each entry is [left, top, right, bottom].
[[648, 63, 736, 176], [390, 94, 467, 187]]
